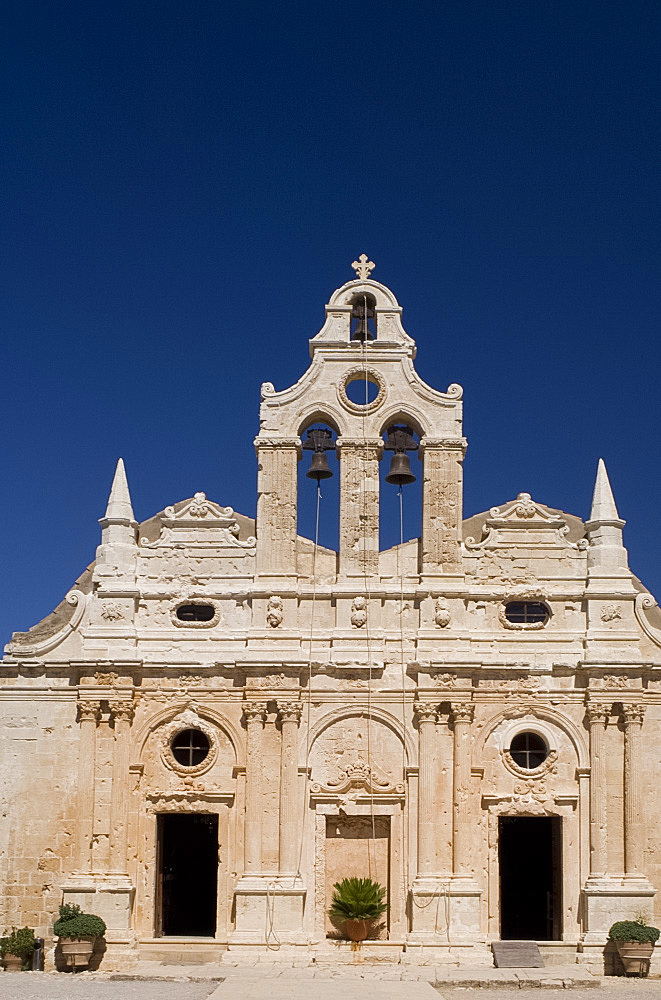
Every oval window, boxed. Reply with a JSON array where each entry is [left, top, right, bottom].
[[509, 732, 548, 769], [171, 729, 211, 767], [176, 603, 215, 623], [504, 601, 549, 625]]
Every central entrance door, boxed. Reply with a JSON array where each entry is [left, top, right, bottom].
[[324, 815, 390, 938], [499, 815, 562, 940], [157, 813, 218, 936]]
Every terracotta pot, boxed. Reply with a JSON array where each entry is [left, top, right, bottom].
[[344, 919, 370, 942], [615, 940, 654, 976], [2, 952, 24, 972], [59, 936, 96, 969]]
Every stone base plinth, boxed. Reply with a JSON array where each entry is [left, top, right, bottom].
[[59, 874, 137, 971], [230, 874, 307, 948], [408, 875, 491, 965], [579, 875, 656, 974]]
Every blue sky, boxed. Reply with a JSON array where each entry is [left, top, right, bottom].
[[1, 1, 660, 640]]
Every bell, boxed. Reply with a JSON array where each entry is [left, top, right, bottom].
[[385, 452, 416, 485], [307, 450, 333, 480]]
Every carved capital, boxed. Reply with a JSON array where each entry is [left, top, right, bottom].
[[78, 700, 101, 723], [586, 703, 611, 726], [277, 702, 303, 726], [242, 701, 268, 725], [451, 702, 475, 725], [621, 703, 646, 727], [414, 700, 439, 725], [109, 700, 134, 724]]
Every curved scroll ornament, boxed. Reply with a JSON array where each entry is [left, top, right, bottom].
[[260, 381, 277, 398], [635, 593, 661, 648], [6, 589, 88, 657], [311, 759, 404, 796], [445, 383, 463, 399]]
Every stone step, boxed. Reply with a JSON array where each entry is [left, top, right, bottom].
[[138, 939, 227, 965]]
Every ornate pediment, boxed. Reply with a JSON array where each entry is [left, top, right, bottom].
[[141, 493, 256, 550], [465, 493, 586, 552]]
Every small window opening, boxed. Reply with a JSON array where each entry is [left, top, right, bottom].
[[350, 293, 376, 341], [504, 601, 549, 625], [345, 377, 379, 405], [176, 603, 215, 622], [509, 732, 549, 769], [171, 728, 211, 767]]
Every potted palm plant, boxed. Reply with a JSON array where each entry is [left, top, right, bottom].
[[328, 877, 388, 943], [609, 916, 660, 976], [0, 926, 34, 971], [54, 903, 106, 970]]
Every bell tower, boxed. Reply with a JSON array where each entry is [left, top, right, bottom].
[[254, 257, 467, 582]]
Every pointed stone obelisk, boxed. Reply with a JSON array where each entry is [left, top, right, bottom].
[[585, 458, 629, 576], [94, 458, 139, 581]]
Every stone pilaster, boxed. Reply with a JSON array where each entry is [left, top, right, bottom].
[[586, 703, 610, 875], [414, 700, 439, 876], [243, 701, 268, 873], [451, 702, 474, 873], [622, 703, 645, 876], [277, 701, 302, 873], [337, 437, 382, 577], [419, 438, 465, 574], [255, 438, 299, 577], [109, 700, 134, 874], [76, 700, 101, 872]]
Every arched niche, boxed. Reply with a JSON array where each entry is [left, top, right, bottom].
[[135, 703, 242, 777], [307, 707, 413, 787], [474, 706, 589, 782]]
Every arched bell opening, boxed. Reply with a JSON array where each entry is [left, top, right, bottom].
[[349, 292, 377, 342], [379, 422, 422, 564], [297, 421, 340, 556]]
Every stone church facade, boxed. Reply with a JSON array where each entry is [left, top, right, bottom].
[[3, 259, 661, 971]]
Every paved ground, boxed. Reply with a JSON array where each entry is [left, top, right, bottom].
[[3, 971, 661, 1000]]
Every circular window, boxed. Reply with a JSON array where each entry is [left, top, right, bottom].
[[171, 729, 211, 767], [344, 377, 380, 406], [509, 732, 548, 769], [337, 367, 386, 414]]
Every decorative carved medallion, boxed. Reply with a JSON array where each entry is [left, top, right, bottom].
[[601, 603, 622, 623], [434, 599, 451, 628], [351, 595, 368, 628], [266, 595, 284, 629], [100, 602, 124, 622], [94, 671, 118, 686], [311, 757, 404, 797]]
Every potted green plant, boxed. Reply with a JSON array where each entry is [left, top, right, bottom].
[[54, 903, 106, 970], [609, 916, 660, 976], [328, 877, 388, 943], [0, 926, 35, 971]]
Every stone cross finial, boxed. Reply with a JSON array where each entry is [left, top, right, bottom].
[[351, 254, 375, 279]]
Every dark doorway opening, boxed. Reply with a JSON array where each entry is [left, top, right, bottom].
[[499, 815, 562, 940], [157, 813, 218, 936]]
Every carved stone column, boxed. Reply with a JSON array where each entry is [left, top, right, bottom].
[[243, 701, 268, 873], [420, 439, 465, 574], [451, 702, 475, 874], [622, 703, 645, 875], [586, 703, 610, 875], [277, 702, 302, 873], [414, 701, 439, 876], [109, 700, 134, 874], [76, 700, 101, 872], [337, 437, 383, 577], [255, 438, 299, 577]]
